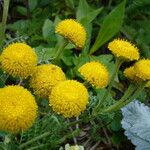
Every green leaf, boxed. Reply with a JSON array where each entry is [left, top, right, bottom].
[[81, 8, 103, 53], [80, 8, 103, 25], [0, 23, 3, 43], [77, 0, 102, 23], [61, 49, 73, 66], [90, 54, 113, 64], [42, 19, 56, 42], [76, 0, 103, 54], [90, 0, 126, 54], [65, 0, 74, 9], [28, 0, 38, 12], [76, 0, 93, 21], [54, 16, 63, 44], [110, 114, 122, 131], [111, 133, 125, 145], [7, 20, 29, 33], [96, 88, 115, 107], [16, 6, 27, 16], [35, 46, 55, 63]]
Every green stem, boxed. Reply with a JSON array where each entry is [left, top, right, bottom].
[[19, 127, 80, 149], [122, 82, 146, 106], [0, 0, 10, 50], [21, 129, 80, 150], [53, 40, 68, 60], [57, 129, 80, 144], [19, 131, 51, 149], [93, 58, 123, 114], [103, 84, 136, 113], [103, 82, 146, 113]]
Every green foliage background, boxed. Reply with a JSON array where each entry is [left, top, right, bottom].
[[0, 0, 150, 149]]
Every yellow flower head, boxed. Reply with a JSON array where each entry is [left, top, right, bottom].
[[124, 66, 141, 82], [49, 80, 89, 118], [55, 19, 86, 48], [0, 86, 37, 133], [134, 59, 150, 81], [78, 61, 109, 88], [108, 39, 139, 61], [30, 64, 66, 98], [0, 43, 38, 78]]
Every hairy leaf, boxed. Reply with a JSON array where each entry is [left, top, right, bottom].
[[121, 100, 150, 150], [90, 0, 126, 54]]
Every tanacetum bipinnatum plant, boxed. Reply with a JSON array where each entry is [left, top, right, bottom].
[[0, 0, 149, 149]]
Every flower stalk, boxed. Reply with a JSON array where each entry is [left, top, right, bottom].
[[19, 129, 80, 149], [103, 81, 146, 113], [0, 0, 10, 50], [19, 131, 51, 149], [53, 39, 68, 61], [93, 58, 123, 114]]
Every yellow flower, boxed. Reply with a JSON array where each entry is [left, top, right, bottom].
[[134, 59, 150, 81], [108, 39, 139, 61], [0, 86, 37, 133], [124, 66, 141, 82], [30, 64, 66, 98], [0, 43, 38, 78], [55, 19, 86, 48], [49, 80, 89, 118], [78, 61, 109, 88]]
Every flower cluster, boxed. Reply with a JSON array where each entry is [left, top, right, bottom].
[[0, 17, 149, 136]]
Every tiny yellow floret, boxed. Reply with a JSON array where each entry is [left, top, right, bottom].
[[55, 19, 86, 48], [49, 80, 89, 118], [134, 59, 150, 81], [0, 43, 38, 78], [0, 86, 37, 133], [30, 64, 66, 98], [108, 39, 139, 61], [78, 61, 109, 88], [124, 66, 141, 82]]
